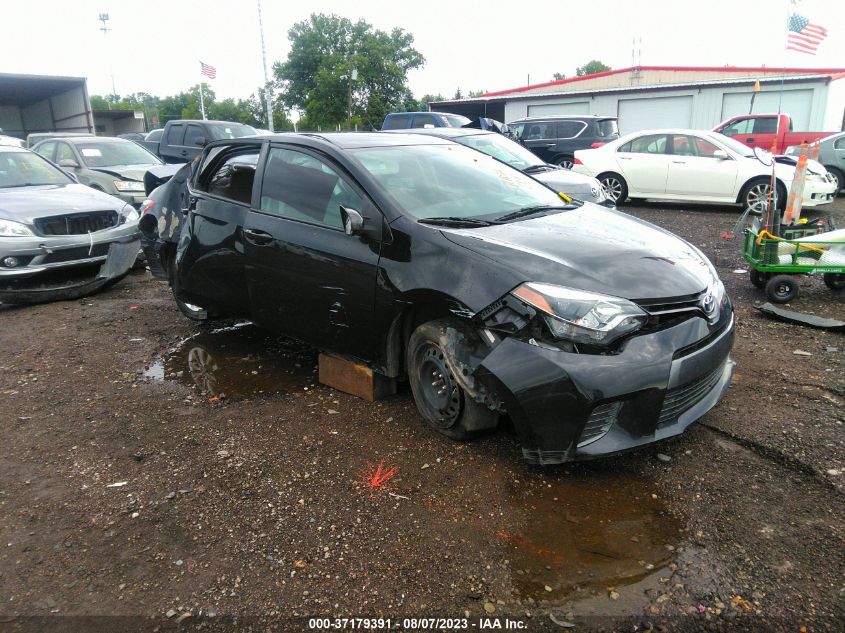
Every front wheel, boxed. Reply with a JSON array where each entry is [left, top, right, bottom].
[[598, 173, 628, 205], [823, 273, 845, 291], [742, 178, 785, 213], [406, 319, 498, 441], [826, 167, 843, 196], [765, 274, 799, 304]]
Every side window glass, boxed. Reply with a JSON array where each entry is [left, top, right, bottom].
[[260, 147, 363, 230], [628, 134, 667, 154], [198, 147, 260, 205], [722, 119, 751, 136], [555, 120, 585, 139], [834, 136, 845, 150], [753, 118, 777, 134], [617, 141, 632, 153], [524, 122, 552, 140], [56, 143, 76, 163], [510, 123, 526, 139], [692, 137, 721, 157], [411, 114, 438, 128], [36, 141, 56, 161], [670, 135, 696, 156], [184, 125, 204, 147], [167, 124, 186, 146]]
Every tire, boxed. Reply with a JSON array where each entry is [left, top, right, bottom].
[[823, 273, 845, 291], [169, 256, 211, 321], [749, 269, 768, 289], [554, 156, 574, 170], [765, 274, 799, 304], [406, 318, 498, 441], [741, 178, 786, 213], [826, 167, 843, 196], [598, 173, 628, 205]]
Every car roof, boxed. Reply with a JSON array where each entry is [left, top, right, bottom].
[[62, 136, 132, 144], [213, 132, 455, 150], [0, 145, 29, 153], [509, 115, 617, 123], [382, 128, 491, 139]]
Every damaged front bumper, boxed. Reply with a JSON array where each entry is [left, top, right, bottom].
[[477, 313, 735, 465], [0, 225, 140, 304]]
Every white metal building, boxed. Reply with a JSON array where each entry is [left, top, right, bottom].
[[431, 66, 845, 134]]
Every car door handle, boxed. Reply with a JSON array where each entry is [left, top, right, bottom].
[[672, 160, 686, 164], [618, 156, 632, 160], [243, 228, 273, 245], [545, 143, 556, 147]]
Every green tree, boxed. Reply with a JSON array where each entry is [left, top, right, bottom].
[[275, 13, 425, 130], [575, 60, 611, 77], [181, 84, 216, 119], [467, 89, 485, 98], [453, 87, 463, 100], [553, 72, 566, 81]]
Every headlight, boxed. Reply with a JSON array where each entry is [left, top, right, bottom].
[[0, 219, 35, 237], [512, 282, 647, 346], [805, 173, 824, 182], [119, 205, 140, 224], [113, 180, 145, 192]]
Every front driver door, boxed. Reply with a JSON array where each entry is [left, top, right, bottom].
[[243, 145, 382, 362]]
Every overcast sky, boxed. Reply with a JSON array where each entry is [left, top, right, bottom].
[[2, 0, 842, 104]]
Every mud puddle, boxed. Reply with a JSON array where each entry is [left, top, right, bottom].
[[501, 468, 686, 610], [144, 323, 317, 399]]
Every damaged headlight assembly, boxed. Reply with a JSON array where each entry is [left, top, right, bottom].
[[0, 218, 35, 237], [512, 282, 647, 347], [114, 180, 145, 192], [118, 204, 140, 225]]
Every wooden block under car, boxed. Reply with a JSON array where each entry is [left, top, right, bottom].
[[318, 353, 396, 402]]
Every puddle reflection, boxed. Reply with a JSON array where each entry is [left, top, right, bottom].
[[145, 324, 317, 399]]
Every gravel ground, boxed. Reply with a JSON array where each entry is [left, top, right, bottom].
[[1, 197, 843, 633]]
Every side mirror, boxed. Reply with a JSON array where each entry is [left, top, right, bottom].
[[339, 206, 364, 236], [712, 149, 729, 160], [58, 158, 79, 168], [194, 136, 208, 147]]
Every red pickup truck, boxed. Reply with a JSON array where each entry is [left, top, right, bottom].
[[713, 113, 837, 154]]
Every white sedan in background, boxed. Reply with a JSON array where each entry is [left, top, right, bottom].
[[573, 129, 837, 211]]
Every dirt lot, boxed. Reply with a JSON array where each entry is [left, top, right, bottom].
[[1, 198, 844, 632]]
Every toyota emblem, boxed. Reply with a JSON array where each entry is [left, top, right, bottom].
[[701, 293, 716, 315]]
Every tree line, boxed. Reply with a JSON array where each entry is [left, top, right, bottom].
[[92, 14, 609, 131]]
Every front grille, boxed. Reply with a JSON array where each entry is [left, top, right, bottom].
[[35, 211, 119, 236], [635, 291, 705, 320], [578, 401, 622, 447], [657, 364, 725, 428]]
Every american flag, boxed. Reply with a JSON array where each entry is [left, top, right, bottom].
[[786, 13, 827, 55], [200, 61, 217, 79]]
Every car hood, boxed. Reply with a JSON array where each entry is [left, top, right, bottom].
[[439, 204, 714, 301], [0, 183, 125, 223], [87, 165, 155, 181]]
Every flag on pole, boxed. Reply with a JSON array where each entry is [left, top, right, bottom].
[[786, 12, 827, 55], [200, 61, 217, 79]]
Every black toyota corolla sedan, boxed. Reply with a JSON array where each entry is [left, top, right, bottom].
[[141, 133, 735, 464]]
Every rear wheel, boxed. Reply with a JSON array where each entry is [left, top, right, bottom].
[[823, 273, 845, 291], [765, 274, 799, 303], [598, 173, 628, 205], [406, 319, 497, 441], [749, 269, 768, 289], [554, 156, 574, 169]]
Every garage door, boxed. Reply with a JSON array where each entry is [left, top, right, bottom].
[[720, 89, 812, 131], [617, 96, 693, 134], [527, 101, 590, 116]]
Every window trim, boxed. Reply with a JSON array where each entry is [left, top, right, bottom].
[[194, 141, 264, 208], [555, 120, 588, 140]]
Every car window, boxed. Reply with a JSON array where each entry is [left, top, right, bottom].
[[510, 123, 525, 139], [260, 147, 362, 230], [167, 124, 186, 146], [198, 147, 260, 205], [146, 129, 163, 142], [834, 136, 845, 150], [35, 141, 57, 162], [555, 120, 586, 139], [443, 114, 472, 128], [382, 114, 409, 130], [670, 135, 699, 156], [75, 141, 161, 167], [753, 118, 778, 134], [619, 134, 668, 154], [56, 143, 76, 164], [184, 125, 205, 147], [206, 123, 257, 140], [0, 150, 72, 187], [720, 119, 752, 136], [411, 114, 439, 128], [523, 122, 554, 140], [691, 136, 722, 157], [596, 119, 619, 137]]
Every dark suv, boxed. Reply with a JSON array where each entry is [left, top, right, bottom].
[[508, 115, 619, 168], [382, 111, 471, 130]]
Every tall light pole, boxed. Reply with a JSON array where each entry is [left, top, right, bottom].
[[98, 13, 117, 102], [256, 0, 274, 132]]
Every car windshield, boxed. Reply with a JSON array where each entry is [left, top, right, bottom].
[[207, 123, 258, 140], [709, 133, 754, 157], [76, 141, 162, 167], [0, 150, 71, 188], [352, 143, 567, 220], [455, 133, 545, 170], [444, 114, 472, 128]]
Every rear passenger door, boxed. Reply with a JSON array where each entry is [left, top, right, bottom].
[[614, 133, 670, 195], [243, 145, 382, 361]]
